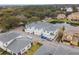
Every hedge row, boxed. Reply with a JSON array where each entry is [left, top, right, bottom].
[[50, 20, 79, 26]]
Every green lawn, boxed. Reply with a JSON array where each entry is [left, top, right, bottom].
[[48, 19, 79, 26], [1, 51, 11, 55], [47, 19, 70, 23], [24, 43, 42, 55]]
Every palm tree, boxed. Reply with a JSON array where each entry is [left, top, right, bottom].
[[56, 26, 65, 42]]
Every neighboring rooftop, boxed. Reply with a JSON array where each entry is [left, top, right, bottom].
[[26, 22, 63, 32], [0, 32, 20, 43], [67, 12, 79, 20], [64, 26, 79, 35], [63, 26, 79, 42], [0, 31, 32, 54], [57, 14, 66, 19], [7, 37, 32, 54]]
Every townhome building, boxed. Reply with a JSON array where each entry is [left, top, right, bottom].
[[25, 22, 62, 41], [0, 31, 32, 55], [62, 26, 79, 46]]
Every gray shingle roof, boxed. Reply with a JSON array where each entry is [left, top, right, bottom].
[[0, 31, 32, 54], [7, 37, 32, 54], [0, 32, 20, 43], [26, 22, 62, 32]]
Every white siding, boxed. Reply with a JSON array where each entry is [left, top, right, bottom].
[[43, 31, 51, 35], [0, 41, 3, 47], [34, 29, 39, 35], [25, 29, 28, 32], [33, 28, 43, 35], [0, 41, 6, 50], [6, 48, 12, 53], [66, 7, 73, 12], [25, 27, 34, 33], [25, 27, 43, 35], [25, 26, 59, 40]]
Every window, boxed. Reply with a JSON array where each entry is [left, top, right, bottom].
[[27, 45, 30, 48], [44, 30, 45, 32], [22, 49, 25, 52], [18, 52, 21, 55], [47, 31, 49, 33], [63, 40, 70, 43], [67, 35, 72, 40], [50, 33, 54, 35], [5, 43, 8, 45], [13, 53, 16, 55]]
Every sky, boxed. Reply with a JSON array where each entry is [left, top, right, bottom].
[[0, 0, 79, 5]]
